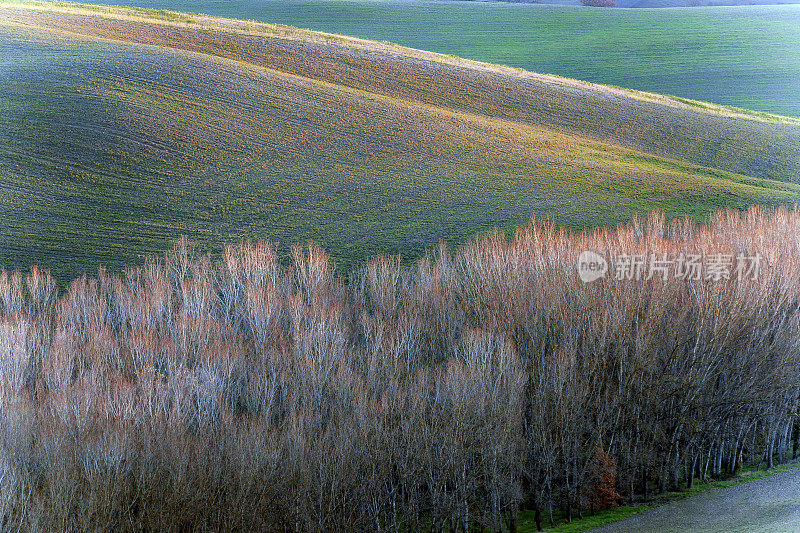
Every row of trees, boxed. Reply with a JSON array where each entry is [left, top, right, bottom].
[[581, 0, 618, 7], [1, 206, 799, 531]]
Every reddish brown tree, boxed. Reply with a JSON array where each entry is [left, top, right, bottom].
[[585, 445, 621, 511], [581, 0, 618, 6]]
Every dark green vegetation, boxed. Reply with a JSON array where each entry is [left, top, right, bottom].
[[74, 0, 800, 117], [1, 2, 800, 280]]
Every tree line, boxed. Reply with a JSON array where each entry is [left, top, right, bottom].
[[0, 206, 799, 531]]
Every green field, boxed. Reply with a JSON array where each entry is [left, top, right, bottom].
[[72, 0, 800, 118], [1, 2, 800, 280]]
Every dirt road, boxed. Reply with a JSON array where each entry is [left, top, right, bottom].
[[591, 467, 800, 533]]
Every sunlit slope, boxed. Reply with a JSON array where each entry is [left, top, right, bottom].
[[6, 3, 800, 182], [23, 0, 800, 117], [1, 3, 799, 280]]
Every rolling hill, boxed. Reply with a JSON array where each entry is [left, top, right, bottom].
[[69, 0, 800, 118], [1, 1, 800, 280]]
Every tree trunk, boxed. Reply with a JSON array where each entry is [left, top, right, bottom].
[[507, 513, 519, 533], [462, 497, 469, 533], [628, 469, 635, 505], [491, 489, 500, 532], [642, 468, 649, 502], [670, 447, 680, 491], [780, 421, 791, 463], [695, 452, 703, 481], [734, 446, 743, 475], [566, 497, 572, 523], [768, 432, 775, 469]]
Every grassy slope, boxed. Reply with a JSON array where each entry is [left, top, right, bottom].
[[56, 0, 800, 117], [9, 2, 800, 183], [1, 1, 799, 280]]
